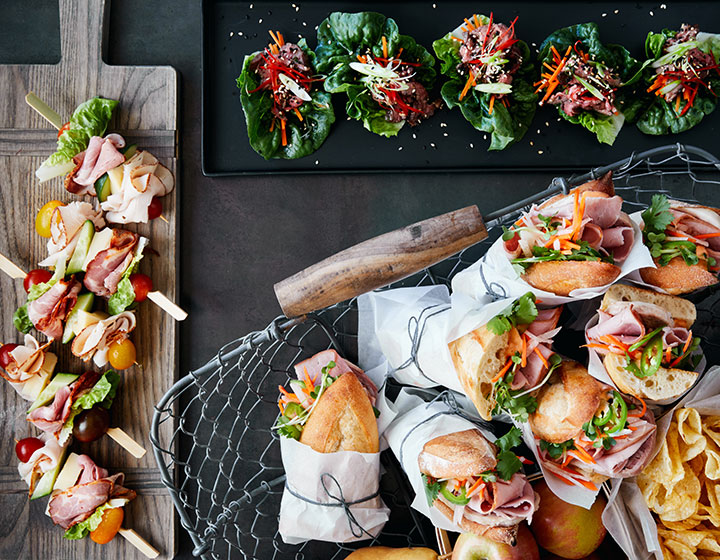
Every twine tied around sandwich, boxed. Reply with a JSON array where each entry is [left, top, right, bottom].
[[390, 303, 451, 384], [398, 390, 493, 466], [478, 254, 508, 301], [284, 472, 380, 539]]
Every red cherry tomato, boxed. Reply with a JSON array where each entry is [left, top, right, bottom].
[[129, 273, 153, 302], [148, 197, 163, 220], [57, 122, 70, 138], [15, 437, 44, 463], [23, 269, 53, 293], [0, 344, 19, 369]]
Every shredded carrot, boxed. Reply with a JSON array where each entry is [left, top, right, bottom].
[[572, 445, 596, 464], [599, 335, 629, 352], [357, 54, 367, 63], [278, 400, 285, 414], [459, 72, 476, 101], [561, 453, 573, 468], [521, 334, 527, 368], [464, 17, 475, 31], [665, 345, 673, 365], [501, 96, 509, 107], [303, 366, 314, 392], [550, 45, 561, 62], [577, 479, 598, 492], [488, 94, 496, 115], [629, 397, 647, 418], [278, 32, 285, 46], [294, 107, 304, 121], [281, 119, 287, 146], [534, 347, 549, 368], [676, 95, 682, 114], [270, 43, 279, 55], [562, 240, 582, 250], [397, 47, 403, 57], [492, 358, 514, 383], [695, 232, 720, 239], [269, 30, 281, 46], [466, 478, 484, 498], [269, 119, 275, 132], [552, 473, 575, 486], [382, 35, 388, 58], [474, 14, 481, 28], [451, 35, 463, 42], [543, 61, 556, 72], [669, 333, 693, 368]]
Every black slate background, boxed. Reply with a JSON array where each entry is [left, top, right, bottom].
[[2, 1, 717, 558]]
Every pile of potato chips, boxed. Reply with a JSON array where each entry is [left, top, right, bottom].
[[638, 407, 720, 560]]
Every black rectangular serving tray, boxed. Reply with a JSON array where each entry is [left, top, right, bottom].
[[202, 0, 720, 175]]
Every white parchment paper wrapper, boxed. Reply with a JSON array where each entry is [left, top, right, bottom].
[[601, 366, 720, 560], [451, 220, 654, 306], [385, 388, 499, 532], [358, 286, 529, 395]]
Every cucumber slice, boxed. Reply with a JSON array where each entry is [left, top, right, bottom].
[[121, 143, 138, 159], [66, 221, 95, 274], [95, 174, 111, 202], [27, 373, 79, 413], [61, 292, 95, 344], [30, 446, 69, 500], [81, 228, 113, 271]]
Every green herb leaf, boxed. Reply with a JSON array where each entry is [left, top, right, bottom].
[[486, 292, 538, 335], [495, 450, 523, 481], [539, 439, 575, 460], [421, 473, 442, 505]]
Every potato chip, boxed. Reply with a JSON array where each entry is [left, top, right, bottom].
[[678, 408, 707, 461], [659, 465, 701, 522], [663, 538, 700, 560], [659, 528, 707, 548], [698, 535, 720, 553], [663, 518, 704, 531], [703, 437, 720, 481]]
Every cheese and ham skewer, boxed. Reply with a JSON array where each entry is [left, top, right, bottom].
[[47, 453, 158, 557], [0, 334, 57, 401]]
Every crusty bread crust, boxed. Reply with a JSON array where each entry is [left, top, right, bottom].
[[345, 546, 438, 560], [539, 171, 615, 209], [522, 261, 621, 296], [529, 361, 603, 444], [299, 373, 379, 453], [448, 327, 522, 421], [433, 499, 519, 545], [640, 257, 718, 296], [600, 283, 697, 327], [418, 429, 497, 480], [603, 353, 698, 401]]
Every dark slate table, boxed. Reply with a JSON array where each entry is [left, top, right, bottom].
[[3, 1, 700, 558]]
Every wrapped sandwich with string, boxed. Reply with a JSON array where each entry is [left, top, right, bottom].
[[274, 349, 391, 544]]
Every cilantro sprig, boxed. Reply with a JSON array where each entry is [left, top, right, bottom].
[[487, 293, 539, 336], [422, 473, 442, 504], [539, 438, 575, 459]]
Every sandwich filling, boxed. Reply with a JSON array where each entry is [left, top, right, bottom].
[[504, 183, 634, 274], [274, 350, 378, 440], [642, 194, 720, 275]]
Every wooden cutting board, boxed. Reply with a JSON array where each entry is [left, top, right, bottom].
[[0, 0, 177, 558]]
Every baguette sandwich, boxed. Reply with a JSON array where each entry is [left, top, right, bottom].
[[274, 350, 379, 453], [586, 284, 701, 401], [418, 427, 537, 546], [448, 292, 562, 421], [503, 171, 635, 296], [529, 361, 656, 490], [639, 194, 720, 294]]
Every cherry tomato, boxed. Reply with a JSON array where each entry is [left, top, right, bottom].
[[72, 406, 110, 442], [57, 122, 71, 138], [15, 437, 44, 463], [0, 344, 18, 369], [35, 200, 65, 238], [129, 273, 153, 302], [108, 339, 136, 370], [23, 269, 53, 293], [90, 506, 124, 544], [148, 197, 163, 220]]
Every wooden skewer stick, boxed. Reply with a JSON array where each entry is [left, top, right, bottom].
[[0, 253, 26, 279], [147, 291, 187, 321], [435, 527, 452, 558], [118, 528, 160, 559], [106, 427, 146, 459], [25, 92, 64, 130]]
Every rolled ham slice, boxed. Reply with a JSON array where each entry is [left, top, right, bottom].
[[40, 202, 105, 268], [28, 277, 82, 340], [71, 311, 136, 366], [18, 435, 63, 495], [83, 229, 139, 297], [1, 334, 52, 383], [66, 134, 126, 195]]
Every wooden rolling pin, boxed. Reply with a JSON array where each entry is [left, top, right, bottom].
[[274, 206, 487, 318]]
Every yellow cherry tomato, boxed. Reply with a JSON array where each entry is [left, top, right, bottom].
[[90, 506, 124, 544], [35, 200, 65, 238], [108, 338, 136, 370]]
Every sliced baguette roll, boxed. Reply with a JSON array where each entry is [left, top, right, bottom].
[[603, 353, 698, 402], [448, 327, 522, 421], [299, 372, 379, 454], [600, 283, 697, 327], [418, 429, 497, 480], [640, 257, 718, 296], [522, 260, 621, 297], [345, 547, 438, 560]]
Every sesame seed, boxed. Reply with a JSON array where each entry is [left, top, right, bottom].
[[660, 3, 666, 8], [430, 142, 436, 148], [483, 134, 487, 140], [249, 3, 253, 8], [469, 143, 474, 148], [303, 22, 307, 26], [432, 3, 437, 7], [413, 133, 417, 139], [238, 31, 244, 36], [440, 122, 447, 127], [443, 133, 448, 137], [602, 12, 607, 17], [398, 146, 403, 151], [315, 160, 319, 165], [649, 11, 654, 16], [295, 6, 300, 11], [530, 141, 534, 146], [259, 18, 263, 23], [230, 31, 234, 37], [537, 129, 541, 134], [531, 42, 537, 47], [538, 150, 544, 154], [545, 122, 550, 127], [614, 9, 619, 14]]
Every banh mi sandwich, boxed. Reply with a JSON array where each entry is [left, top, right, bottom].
[[48, 452, 136, 542], [0, 334, 58, 401], [432, 13, 537, 150], [448, 292, 562, 421], [639, 194, 720, 294], [418, 427, 537, 546], [26, 370, 120, 447], [638, 24, 720, 136], [586, 284, 701, 401], [529, 361, 656, 490], [274, 350, 380, 453], [503, 171, 635, 296], [315, 12, 441, 137], [236, 30, 335, 160]]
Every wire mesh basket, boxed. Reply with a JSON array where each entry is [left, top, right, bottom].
[[151, 144, 720, 559]]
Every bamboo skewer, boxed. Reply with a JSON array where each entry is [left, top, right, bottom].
[[436, 527, 452, 559], [25, 92, 63, 130], [147, 291, 188, 321], [106, 427, 146, 459], [118, 528, 160, 558], [0, 254, 26, 279]]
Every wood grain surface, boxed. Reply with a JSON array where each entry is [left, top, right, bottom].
[[0, 0, 178, 558], [274, 205, 487, 317]]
